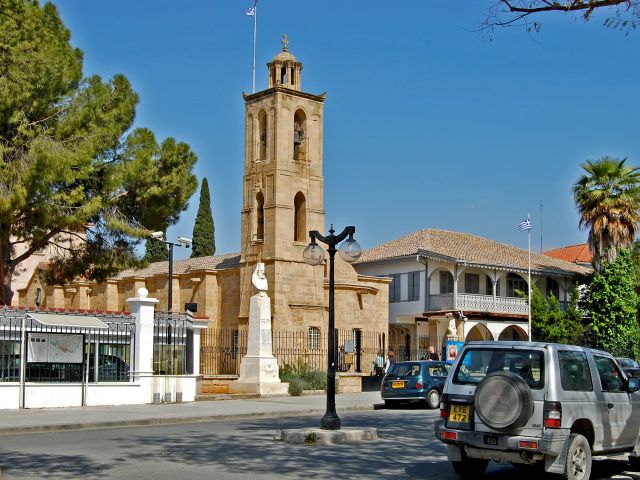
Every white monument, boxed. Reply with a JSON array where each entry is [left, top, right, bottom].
[[229, 263, 289, 395]]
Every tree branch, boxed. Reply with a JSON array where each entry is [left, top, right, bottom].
[[501, 0, 630, 14]]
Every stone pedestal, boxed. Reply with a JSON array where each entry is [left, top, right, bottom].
[[230, 292, 288, 396]]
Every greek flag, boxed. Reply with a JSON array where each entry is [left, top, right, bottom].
[[517, 216, 532, 232], [245, 6, 255, 16]]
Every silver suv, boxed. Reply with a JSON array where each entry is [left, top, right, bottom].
[[435, 341, 640, 480]]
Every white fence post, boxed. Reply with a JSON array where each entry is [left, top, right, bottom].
[[127, 288, 158, 403]]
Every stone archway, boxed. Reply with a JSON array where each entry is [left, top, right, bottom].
[[498, 325, 528, 341], [466, 323, 493, 342]]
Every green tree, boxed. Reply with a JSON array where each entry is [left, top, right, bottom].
[[144, 230, 168, 263], [191, 177, 215, 258], [530, 285, 583, 344], [573, 157, 640, 272], [0, 0, 198, 305], [585, 250, 640, 358], [483, 1, 639, 33]]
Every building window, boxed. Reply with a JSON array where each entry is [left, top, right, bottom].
[[408, 271, 420, 301], [389, 274, 401, 303], [255, 191, 264, 240], [440, 271, 453, 294], [464, 273, 480, 294], [294, 192, 306, 242], [293, 109, 306, 161], [258, 109, 267, 161], [507, 273, 527, 297], [308, 327, 320, 351], [546, 277, 560, 299]]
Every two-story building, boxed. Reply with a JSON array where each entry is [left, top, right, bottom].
[[355, 229, 591, 360]]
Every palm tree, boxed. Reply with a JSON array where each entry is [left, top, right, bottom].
[[573, 157, 640, 271]]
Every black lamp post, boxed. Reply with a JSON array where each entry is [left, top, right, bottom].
[[303, 224, 362, 430], [149, 233, 192, 313]]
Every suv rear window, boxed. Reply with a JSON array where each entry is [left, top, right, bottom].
[[452, 348, 544, 389]]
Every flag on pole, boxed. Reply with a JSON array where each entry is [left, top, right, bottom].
[[517, 216, 532, 232], [245, 6, 255, 16]]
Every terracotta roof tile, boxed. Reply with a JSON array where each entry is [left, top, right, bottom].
[[357, 229, 591, 275], [112, 252, 241, 280], [544, 243, 592, 265]]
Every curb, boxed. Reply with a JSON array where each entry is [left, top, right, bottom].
[[0, 404, 375, 436]]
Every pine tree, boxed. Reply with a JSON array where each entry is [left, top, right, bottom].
[[144, 231, 168, 262], [191, 178, 216, 258]]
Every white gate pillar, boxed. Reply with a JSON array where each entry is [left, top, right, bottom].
[[127, 288, 158, 399]]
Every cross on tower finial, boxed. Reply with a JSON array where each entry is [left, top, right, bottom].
[[282, 33, 288, 52]]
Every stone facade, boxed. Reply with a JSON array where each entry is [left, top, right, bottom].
[[18, 43, 389, 371]]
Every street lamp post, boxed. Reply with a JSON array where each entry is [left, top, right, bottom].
[[149, 233, 192, 312], [303, 225, 362, 430]]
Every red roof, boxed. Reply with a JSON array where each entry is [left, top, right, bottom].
[[544, 244, 592, 265]]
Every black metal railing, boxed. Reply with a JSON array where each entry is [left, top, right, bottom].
[[200, 328, 387, 376], [153, 312, 194, 375], [0, 307, 136, 383]]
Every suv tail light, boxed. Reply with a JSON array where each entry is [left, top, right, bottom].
[[543, 401, 562, 428]]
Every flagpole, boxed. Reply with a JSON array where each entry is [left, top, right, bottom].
[[252, 0, 257, 93], [528, 213, 532, 341]]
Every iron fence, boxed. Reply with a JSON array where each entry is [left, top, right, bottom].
[[200, 328, 387, 376], [0, 307, 135, 383], [153, 312, 194, 375]]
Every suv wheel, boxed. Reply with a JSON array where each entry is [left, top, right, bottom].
[[426, 389, 440, 409], [474, 372, 533, 432], [451, 458, 488, 479], [564, 433, 591, 480]]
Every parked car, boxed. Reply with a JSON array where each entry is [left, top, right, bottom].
[[616, 357, 640, 379], [381, 360, 451, 408], [435, 341, 640, 480], [89, 354, 130, 382]]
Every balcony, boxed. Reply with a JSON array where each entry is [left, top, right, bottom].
[[428, 293, 568, 315]]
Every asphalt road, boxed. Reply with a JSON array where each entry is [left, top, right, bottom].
[[0, 404, 638, 480]]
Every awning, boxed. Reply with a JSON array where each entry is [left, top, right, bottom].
[[26, 313, 110, 330]]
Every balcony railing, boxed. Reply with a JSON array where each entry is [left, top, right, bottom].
[[428, 293, 569, 315]]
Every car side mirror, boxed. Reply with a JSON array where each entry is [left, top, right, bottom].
[[628, 377, 640, 392]]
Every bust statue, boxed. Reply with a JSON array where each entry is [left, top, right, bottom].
[[448, 318, 457, 337], [252, 262, 268, 293]]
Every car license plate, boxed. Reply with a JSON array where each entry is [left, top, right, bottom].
[[449, 404, 470, 423], [391, 381, 404, 389]]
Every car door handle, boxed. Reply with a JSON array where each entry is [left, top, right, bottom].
[[607, 403, 614, 409]]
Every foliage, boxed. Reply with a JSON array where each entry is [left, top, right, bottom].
[[584, 250, 640, 358], [483, 1, 639, 34], [191, 177, 215, 258], [0, 0, 198, 304], [144, 230, 168, 263], [279, 360, 328, 396], [530, 285, 583, 344], [573, 157, 640, 272]]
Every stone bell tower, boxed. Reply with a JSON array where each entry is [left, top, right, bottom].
[[239, 35, 327, 330]]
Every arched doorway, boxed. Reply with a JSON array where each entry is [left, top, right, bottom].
[[498, 325, 528, 341]]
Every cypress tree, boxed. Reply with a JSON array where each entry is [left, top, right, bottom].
[[191, 178, 216, 258], [144, 231, 169, 262]]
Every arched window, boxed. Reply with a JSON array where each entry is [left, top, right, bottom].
[[546, 277, 560, 299], [258, 110, 267, 161], [256, 191, 264, 240], [293, 109, 306, 161], [294, 192, 306, 242]]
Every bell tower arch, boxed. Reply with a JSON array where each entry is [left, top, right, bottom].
[[240, 36, 327, 327]]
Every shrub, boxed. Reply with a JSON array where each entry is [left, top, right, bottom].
[[279, 360, 327, 396]]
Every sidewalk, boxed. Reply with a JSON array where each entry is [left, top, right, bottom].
[[0, 391, 382, 435]]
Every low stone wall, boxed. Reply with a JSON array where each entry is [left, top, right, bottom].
[[337, 373, 363, 393]]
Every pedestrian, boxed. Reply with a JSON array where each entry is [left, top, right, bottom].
[[427, 345, 440, 361], [373, 350, 385, 376], [385, 351, 396, 373]]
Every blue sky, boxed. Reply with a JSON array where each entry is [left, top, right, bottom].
[[50, 1, 640, 260]]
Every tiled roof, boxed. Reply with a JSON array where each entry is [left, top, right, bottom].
[[544, 243, 592, 265], [357, 229, 591, 275], [112, 252, 241, 280]]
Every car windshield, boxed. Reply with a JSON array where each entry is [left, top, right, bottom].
[[387, 362, 422, 377], [617, 358, 639, 369], [452, 348, 544, 389]]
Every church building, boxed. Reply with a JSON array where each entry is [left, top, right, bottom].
[[18, 39, 390, 375]]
